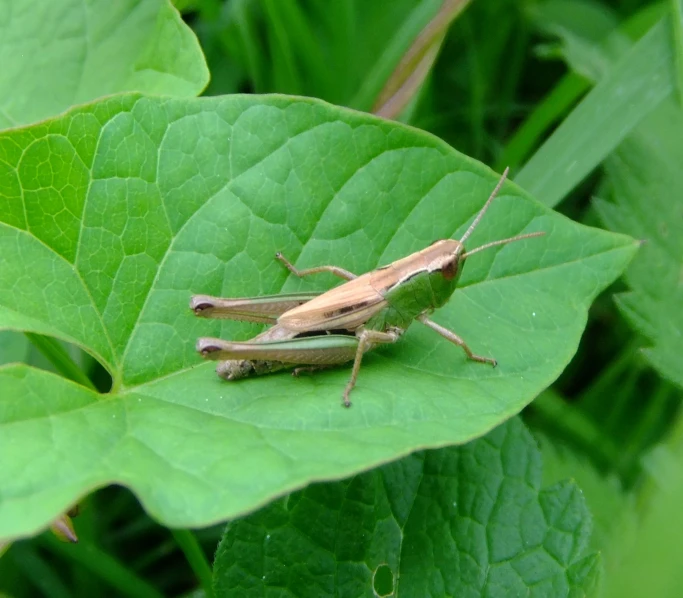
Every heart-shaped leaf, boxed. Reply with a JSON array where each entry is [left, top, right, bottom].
[[0, 93, 637, 541]]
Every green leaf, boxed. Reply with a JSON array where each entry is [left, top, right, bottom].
[[595, 98, 683, 390], [529, 0, 628, 82], [0, 94, 636, 541], [499, 0, 665, 174], [516, 16, 675, 208], [213, 418, 599, 597], [534, 429, 638, 577], [603, 416, 683, 598], [0, 0, 208, 129]]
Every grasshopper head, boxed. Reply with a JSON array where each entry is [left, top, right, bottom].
[[422, 239, 467, 309], [426, 239, 466, 282]]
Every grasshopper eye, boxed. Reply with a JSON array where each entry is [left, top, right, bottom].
[[441, 258, 459, 280]]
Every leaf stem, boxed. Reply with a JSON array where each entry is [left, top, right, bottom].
[[171, 529, 215, 598], [40, 534, 164, 598]]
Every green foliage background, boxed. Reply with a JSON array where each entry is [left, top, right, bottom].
[[0, 0, 681, 597]]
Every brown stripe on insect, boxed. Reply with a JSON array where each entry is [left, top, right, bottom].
[[323, 301, 372, 318]]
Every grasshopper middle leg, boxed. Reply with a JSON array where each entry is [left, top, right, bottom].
[[343, 327, 402, 407]]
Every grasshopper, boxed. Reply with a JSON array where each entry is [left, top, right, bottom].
[[192, 168, 544, 406]]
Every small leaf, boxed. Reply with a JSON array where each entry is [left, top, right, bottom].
[[534, 428, 638, 580], [0, 94, 636, 540]]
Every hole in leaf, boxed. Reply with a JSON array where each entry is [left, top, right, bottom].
[[23, 333, 112, 392], [372, 563, 394, 596]]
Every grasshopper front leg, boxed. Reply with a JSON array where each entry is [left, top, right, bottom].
[[417, 314, 497, 366], [276, 252, 357, 281]]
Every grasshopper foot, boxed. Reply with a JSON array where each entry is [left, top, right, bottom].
[[467, 353, 497, 367]]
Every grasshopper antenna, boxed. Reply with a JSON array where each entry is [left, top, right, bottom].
[[460, 167, 510, 244], [463, 231, 545, 258]]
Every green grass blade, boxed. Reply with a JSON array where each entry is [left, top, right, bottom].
[[496, 72, 590, 172], [171, 529, 214, 598], [40, 534, 165, 598], [516, 17, 674, 208]]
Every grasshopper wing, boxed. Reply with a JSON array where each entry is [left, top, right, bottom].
[[278, 271, 389, 331]]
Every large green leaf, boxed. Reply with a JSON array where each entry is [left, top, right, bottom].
[[214, 418, 600, 597], [0, 93, 636, 541], [595, 99, 683, 389], [0, 0, 208, 129]]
